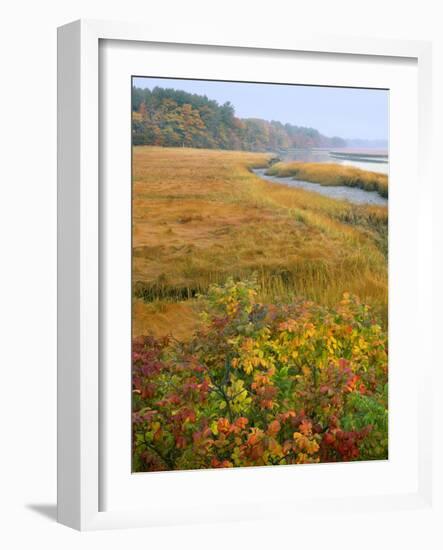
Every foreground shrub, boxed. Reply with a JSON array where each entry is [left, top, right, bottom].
[[132, 278, 388, 471]]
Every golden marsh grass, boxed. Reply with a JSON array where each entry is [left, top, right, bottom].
[[267, 161, 388, 198], [132, 147, 388, 338]]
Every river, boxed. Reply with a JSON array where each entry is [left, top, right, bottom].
[[276, 148, 389, 176], [253, 168, 388, 206]]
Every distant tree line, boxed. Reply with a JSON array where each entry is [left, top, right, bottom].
[[132, 86, 347, 151]]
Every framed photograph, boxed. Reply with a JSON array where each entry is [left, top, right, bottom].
[[57, 19, 433, 530]]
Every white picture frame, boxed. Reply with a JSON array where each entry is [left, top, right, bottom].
[[57, 19, 433, 531]]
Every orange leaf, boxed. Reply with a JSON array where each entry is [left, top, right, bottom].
[[267, 420, 281, 436], [299, 420, 312, 436]]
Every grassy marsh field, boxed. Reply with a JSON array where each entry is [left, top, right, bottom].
[[132, 146, 388, 340], [267, 161, 389, 198]]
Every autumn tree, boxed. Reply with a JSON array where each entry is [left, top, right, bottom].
[[131, 85, 347, 151]]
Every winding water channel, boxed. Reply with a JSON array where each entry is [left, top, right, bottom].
[[253, 168, 388, 206]]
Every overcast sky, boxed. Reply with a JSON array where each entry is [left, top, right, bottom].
[[132, 76, 388, 141]]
